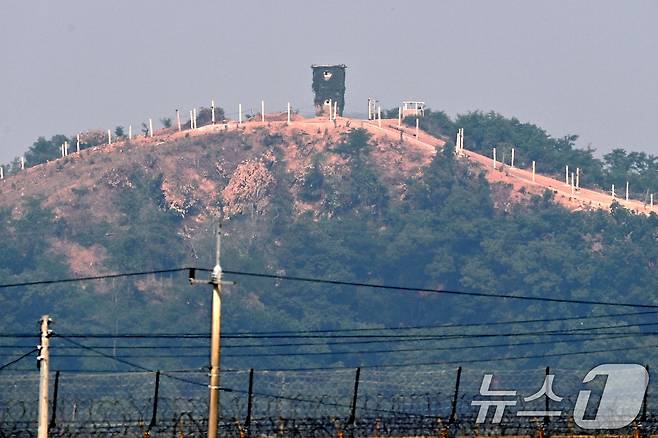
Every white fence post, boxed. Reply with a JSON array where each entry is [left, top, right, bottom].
[[211, 100, 216, 125]]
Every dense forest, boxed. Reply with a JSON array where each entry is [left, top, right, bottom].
[[1, 110, 657, 375]]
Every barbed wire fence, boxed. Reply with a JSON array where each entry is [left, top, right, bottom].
[[1, 366, 655, 437]]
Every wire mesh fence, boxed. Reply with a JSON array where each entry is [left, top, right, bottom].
[[1, 366, 655, 437]]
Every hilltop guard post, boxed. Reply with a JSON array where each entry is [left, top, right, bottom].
[[311, 64, 347, 117]]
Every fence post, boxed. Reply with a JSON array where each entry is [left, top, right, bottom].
[[245, 368, 254, 438], [48, 370, 60, 431], [544, 367, 550, 428], [347, 367, 361, 426], [449, 366, 462, 424], [147, 370, 160, 432]]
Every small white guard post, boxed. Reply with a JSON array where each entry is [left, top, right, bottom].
[[511, 148, 515, 167], [261, 100, 265, 123], [492, 148, 497, 169], [128, 125, 132, 141], [77, 133, 81, 152], [149, 118, 154, 138], [415, 118, 419, 138], [532, 161, 536, 182], [287, 102, 291, 124], [177, 109, 182, 131], [398, 107, 402, 127], [108, 129, 112, 145], [211, 100, 216, 125]]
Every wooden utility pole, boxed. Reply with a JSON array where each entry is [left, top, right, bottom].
[[37, 315, 51, 438], [190, 226, 233, 438]]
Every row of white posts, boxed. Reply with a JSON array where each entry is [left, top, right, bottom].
[[102, 99, 295, 142], [0, 157, 24, 179], [489, 146, 655, 207], [325, 99, 338, 121], [491, 146, 534, 182], [1, 99, 299, 179], [368, 101, 420, 139]]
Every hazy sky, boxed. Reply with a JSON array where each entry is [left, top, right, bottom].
[[1, 1, 657, 162]]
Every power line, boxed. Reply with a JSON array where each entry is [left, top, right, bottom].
[[0, 268, 188, 290], [1, 266, 656, 309], [42, 321, 658, 342], [246, 342, 658, 372], [219, 309, 658, 335], [0, 308, 645, 349], [38, 339, 658, 373], [213, 268, 658, 309], [56, 336, 210, 389], [43, 334, 635, 359], [0, 348, 38, 371]]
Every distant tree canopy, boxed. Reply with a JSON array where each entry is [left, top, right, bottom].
[[24, 134, 70, 166], [407, 109, 658, 200]]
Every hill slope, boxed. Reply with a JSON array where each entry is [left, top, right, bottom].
[[1, 114, 657, 372]]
